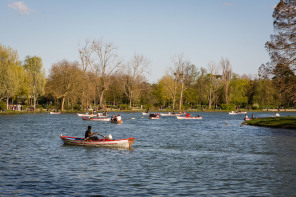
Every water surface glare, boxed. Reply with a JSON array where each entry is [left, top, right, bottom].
[[1, 112, 296, 196]]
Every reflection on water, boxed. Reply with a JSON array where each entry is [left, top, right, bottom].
[[1, 112, 296, 196]]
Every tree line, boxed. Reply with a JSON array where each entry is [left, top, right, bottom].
[[0, 0, 295, 111]]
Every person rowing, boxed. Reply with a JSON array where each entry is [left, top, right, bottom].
[[84, 125, 99, 141]]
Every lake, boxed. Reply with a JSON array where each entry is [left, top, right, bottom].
[[1, 111, 296, 196]]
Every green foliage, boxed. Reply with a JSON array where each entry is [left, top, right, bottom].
[[265, 0, 296, 105], [0, 101, 6, 110], [220, 103, 236, 110], [252, 103, 260, 110], [119, 104, 128, 110], [229, 76, 250, 105]]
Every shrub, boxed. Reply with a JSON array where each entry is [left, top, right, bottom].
[[0, 101, 6, 110], [220, 104, 236, 110]]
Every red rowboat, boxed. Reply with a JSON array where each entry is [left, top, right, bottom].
[[60, 134, 135, 148]]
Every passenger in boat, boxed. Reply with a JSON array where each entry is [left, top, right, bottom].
[[117, 114, 121, 121], [112, 114, 117, 121], [196, 115, 200, 117], [84, 126, 99, 141], [244, 114, 249, 120], [186, 113, 190, 117], [251, 114, 254, 119]]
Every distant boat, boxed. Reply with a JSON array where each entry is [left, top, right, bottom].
[[229, 111, 247, 115], [77, 113, 89, 117], [49, 112, 61, 114], [111, 119, 123, 124], [176, 116, 202, 120], [81, 117, 111, 121], [160, 112, 180, 116], [149, 113, 160, 119], [77, 113, 108, 117]]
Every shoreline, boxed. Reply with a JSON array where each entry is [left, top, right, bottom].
[[1, 109, 296, 114], [242, 116, 296, 129]]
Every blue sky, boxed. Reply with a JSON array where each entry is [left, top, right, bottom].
[[1, 0, 279, 83]]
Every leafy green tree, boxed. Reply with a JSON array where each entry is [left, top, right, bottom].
[[0, 44, 22, 109], [194, 67, 208, 106], [229, 74, 251, 106], [158, 74, 179, 109], [45, 60, 85, 111], [23, 56, 46, 111], [265, 0, 296, 105], [251, 78, 278, 108]]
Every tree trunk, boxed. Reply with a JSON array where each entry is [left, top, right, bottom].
[[33, 95, 36, 111], [61, 97, 65, 111], [172, 96, 176, 110], [179, 89, 183, 111], [99, 91, 105, 108], [6, 97, 9, 110]]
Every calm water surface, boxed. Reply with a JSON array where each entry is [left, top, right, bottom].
[[1, 112, 296, 196]]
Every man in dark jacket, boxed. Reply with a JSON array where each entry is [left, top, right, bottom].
[[84, 126, 99, 141]]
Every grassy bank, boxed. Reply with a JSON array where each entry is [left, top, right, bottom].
[[242, 117, 296, 129]]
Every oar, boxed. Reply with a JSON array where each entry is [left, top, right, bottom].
[[95, 132, 108, 139]]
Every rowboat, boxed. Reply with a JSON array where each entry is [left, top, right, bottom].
[[81, 116, 111, 121], [60, 134, 135, 148], [77, 113, 90, 117], [77, 113, 108, 117], [142, 112, 149, 115], [111, 119, 123, 124], [149, 113, 160, 119], [229, 111, 247, 115], [176, 116, 202, 120], [49, 112, 61, 114], [150, 116, 160, 119], [160, 113, 180, 116]]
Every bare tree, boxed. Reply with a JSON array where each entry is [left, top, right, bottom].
[[79, 40, 94, 72], [208, 62, 220, 109], [220, 57, 232, 105], [91, 40, 122, 108], [122, 53, 149, 109], [78, 40, 94, 110], [171, 55, 191, 111]]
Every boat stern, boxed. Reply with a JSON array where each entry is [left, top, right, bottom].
[[128, 138, 135, 148]]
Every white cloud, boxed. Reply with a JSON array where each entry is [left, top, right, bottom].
[[8, 1, 31, 15], [223, 2, 233, 7]]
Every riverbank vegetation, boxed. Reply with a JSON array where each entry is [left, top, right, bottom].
[[243, 117, 296, 129], [0, 0, 295, 112]]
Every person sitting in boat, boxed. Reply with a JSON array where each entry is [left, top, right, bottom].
[[150, 113, 155, 117], [172, 111, 175, 114], [117, 114, 121, 121], [244, 114, 249, 120], [84, 126, 99, 141], [111, 114, 117, 121], [196, 114, 200, 117], [186, 113, 190, 117], [251, 114, 254, 119]]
